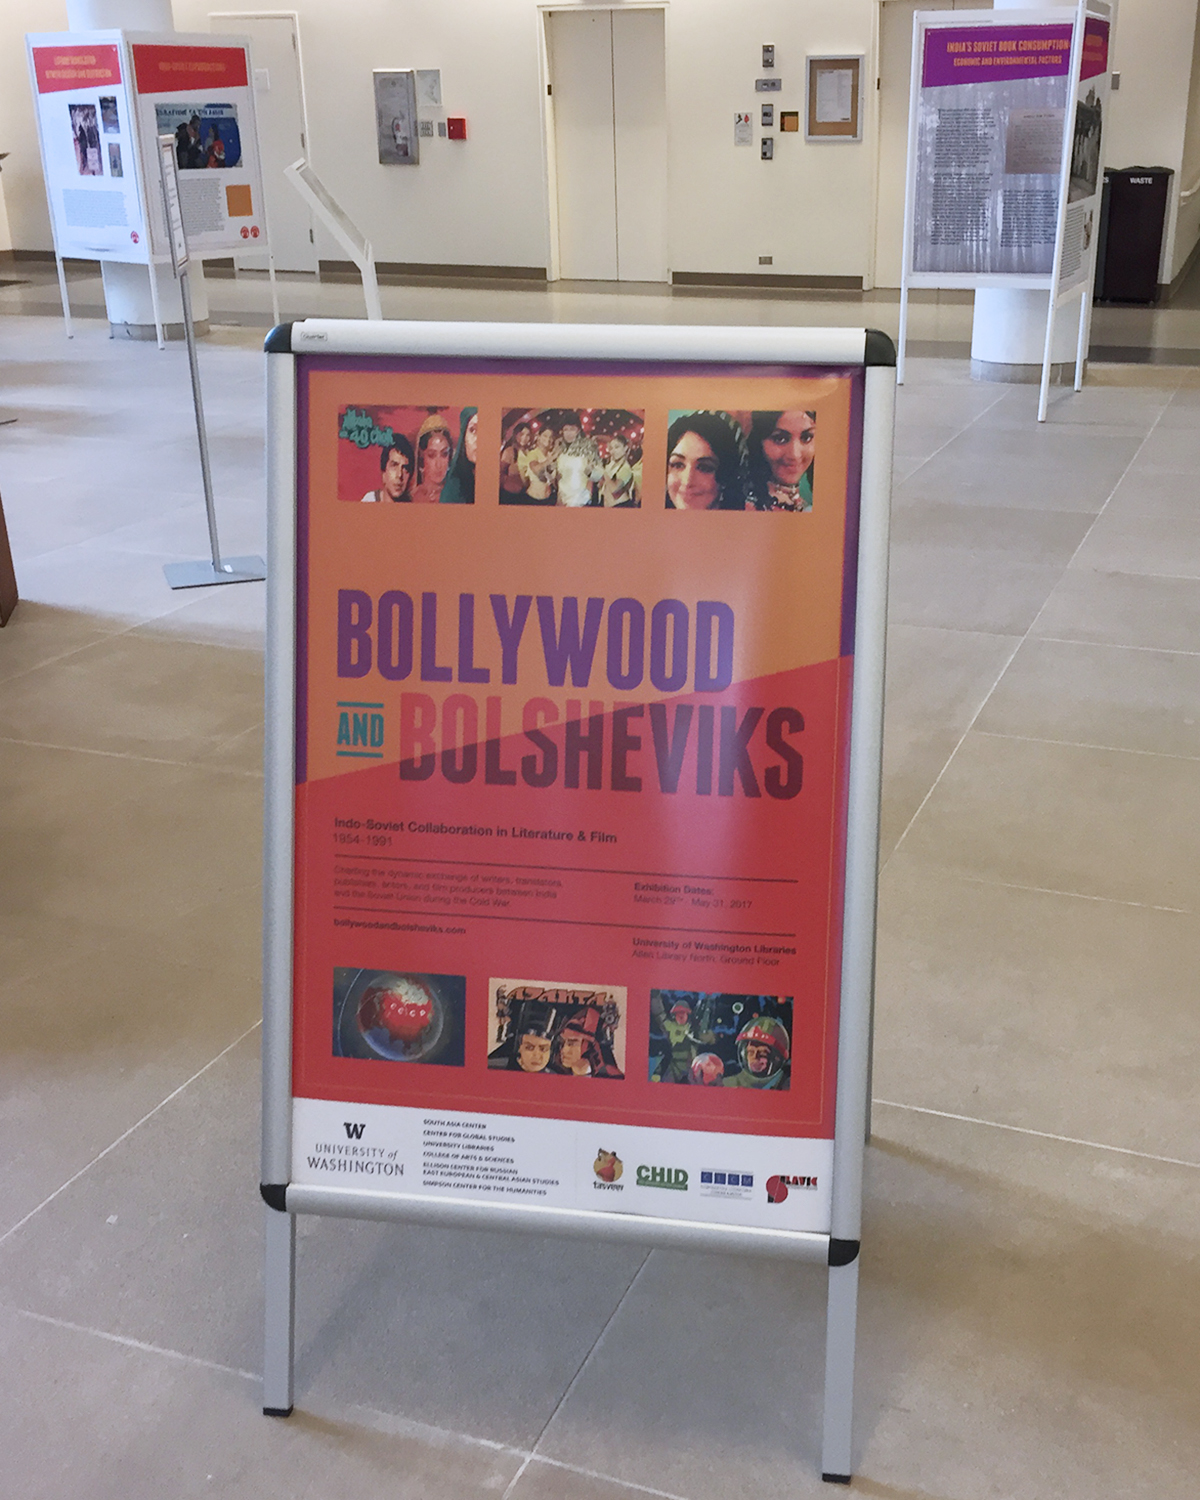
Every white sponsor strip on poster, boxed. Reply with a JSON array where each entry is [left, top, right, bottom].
[[897, 2, 1112, 419], [261, 318, 896, 1483]]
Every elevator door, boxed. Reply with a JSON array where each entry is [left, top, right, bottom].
[[546, 8, 668, 282]]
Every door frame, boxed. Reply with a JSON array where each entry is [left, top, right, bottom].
[[537, 2, 670, 284], [209, 9, 316, 271]]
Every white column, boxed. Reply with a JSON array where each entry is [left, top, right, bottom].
[[970, 0, 1077, 381], [66, 0, 211, 339]]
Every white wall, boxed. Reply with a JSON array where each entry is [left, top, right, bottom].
[[1103, 0, 1200, 282], [1169, 1, 1200, 280], [2, 0, 1198, 286]]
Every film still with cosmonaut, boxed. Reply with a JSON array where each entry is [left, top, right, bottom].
[[649, 991, 792, 1089], [487, 982, 626, 1077]]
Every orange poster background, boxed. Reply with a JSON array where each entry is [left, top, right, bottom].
[[292, 357, 863, 1140]]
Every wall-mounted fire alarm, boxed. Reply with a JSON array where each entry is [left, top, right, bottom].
[[446, 116, 467, 140]]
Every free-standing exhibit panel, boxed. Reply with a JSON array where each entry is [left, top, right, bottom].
[[261, 319, 896, 1483]]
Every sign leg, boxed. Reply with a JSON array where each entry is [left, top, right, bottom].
[[267, 251, 281, 328], [821, 1260, 860, 1484], [263, 1203, 296, 1416], [1074, 288, 1088, 391], [897, 283, 909, 386], [147, 261, 166, 351], [362, 256, 383, 321], [54, 251, 73, 340]]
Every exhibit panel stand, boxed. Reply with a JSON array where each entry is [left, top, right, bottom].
[[153, 134, 264, 589], [26, 27, 273, 345], [260, 319, 895, 1483], [897, 1, 1112, 419]]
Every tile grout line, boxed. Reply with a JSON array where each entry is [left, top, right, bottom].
[[0, 1020, 262, 1247], [1034, 633, 1200, 658], [954, 872, 1187, 914], [891, 384, 1011, 485], [4, 1306, 259, 1382], [0, 1307, 695, 1500], [973, 727, 1200, 765], [872, 1099, 1200, 1171], [500, 1250, 655, 1500], [885, 396, 1170, 867], [0, 734, 263, 777]]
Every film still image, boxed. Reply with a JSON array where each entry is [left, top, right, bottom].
[[99, 96, 120, 133], [69, 104, 102, 176], [337, 405, 477, 504], [156, 102, 242, 170], [488, 981, 626, 1077], [649, 991, 792, 1090], [108, 144, 123, 178], [665, 410, 816, 512], [499, 408, 644, 507], [333, 968, 466, 1064]]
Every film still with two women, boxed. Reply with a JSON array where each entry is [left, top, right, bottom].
[[665, 409, 816, 511]]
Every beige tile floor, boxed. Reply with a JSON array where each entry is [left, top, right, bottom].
[[1, 273, 1198, 1499]]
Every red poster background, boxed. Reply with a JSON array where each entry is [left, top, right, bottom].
[[132, 43, 248, 94], [292, 358, 864, 1141], [33, 44, 121, 92]]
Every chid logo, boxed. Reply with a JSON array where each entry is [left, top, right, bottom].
[[766, 1173, 818, 1204], [636, 1164, 688, 1191]]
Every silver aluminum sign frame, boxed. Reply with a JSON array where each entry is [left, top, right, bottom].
[[260, 318, 896, 1485]]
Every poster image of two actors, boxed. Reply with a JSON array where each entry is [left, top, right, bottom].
[[338, 403, 478, 505], [488, 980, 626, 1077], [500, 408, 644, 508]]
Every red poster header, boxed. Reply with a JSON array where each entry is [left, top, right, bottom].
[[133, 43, 248, 95], [33, 44, 121, 93]]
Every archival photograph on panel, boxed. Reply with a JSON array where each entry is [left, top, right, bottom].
[[156, 102, 242, 170], [69, 103, 101, 176]]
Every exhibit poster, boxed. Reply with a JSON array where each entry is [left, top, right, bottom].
[[1057, 16, 1110, 295], [129, 35, 268, 256], [374, 70, 420, 166], [27, 32, 149, 262], [289, 358, 866, 1235], [910, 20, 1077, 278]]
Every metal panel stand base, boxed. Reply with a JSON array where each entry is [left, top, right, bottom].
[[262, 1205, 296, 1418], [164, 556, 267, 589], [821, 1260, 861, 1481]]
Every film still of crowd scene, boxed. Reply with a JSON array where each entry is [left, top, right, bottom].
[[337, 971, 793, 1091], [340, 404, 817, 512]]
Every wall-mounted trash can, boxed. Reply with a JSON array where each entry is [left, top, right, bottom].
[[1094, 167, 1174, 305]]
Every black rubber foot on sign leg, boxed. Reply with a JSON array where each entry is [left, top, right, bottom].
[[263, 1406, 294, 1418], [822, 1474, 852, 1486]]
